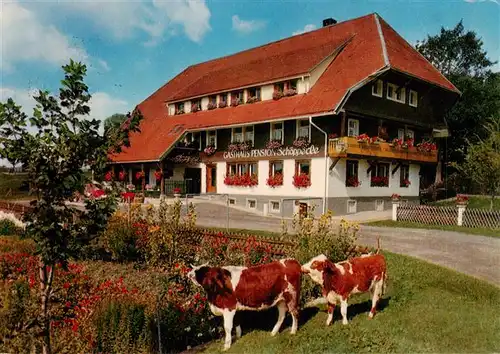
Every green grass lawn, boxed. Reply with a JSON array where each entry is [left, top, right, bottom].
[[366, 220, 500, 238], [0, 173, 31, 200], [199, 252, 500, 353], [430, 196, 500, 210]]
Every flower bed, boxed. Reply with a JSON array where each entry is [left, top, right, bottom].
[[224, 174, 258, 187], [266, 173, 283, 187], [293, 173, 311, 188]]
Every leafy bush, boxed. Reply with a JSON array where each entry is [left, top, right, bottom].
[[0, 218, 24, 236], [99, 217, 142, 262]]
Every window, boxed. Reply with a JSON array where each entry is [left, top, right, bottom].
[[375, 200, 384, 211], [347, 200, 357, 214], [274, 82, 285, 93], [207, 130, 217, 147], [345, 160, 359, 187], [244, 125, 254, 143], [286, 79, 298, 90], [219, 93, 228, 104], [191, 99, 201, 112], [232, 91, 244, 104], [270, 122, 284, 143], [409, 90, 418, 107], [296, 119, 310, 139], [247, 199, 257, 209], [184, 132, 201, 150], [175, 102, 185, 115], [398, 129, 415, 140], [387, 83, 406, 103], [347, 119, 359, 137], [247, 87, 261, 101], [400, 164, 410, 187], [232, 125, 254, 145], [208, 95, 217, 106], [372, 80, 383, 97], [295, 160, 311, 176], [370, 163, 390, 187], [270, 201, 281, 213], [229, 198, 236, 205], [270, 160, 283, 176], [227, 162, 257, 176]]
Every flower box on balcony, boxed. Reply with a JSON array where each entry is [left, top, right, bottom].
[[346, 176, 360, 187], [371, 176, 388, 187], [231, 98, 242, 107], [293, 173, 311, 188], [224, 174, 258, 187], [273, 91, 284, 100], [293, 136, 310, 149], [246, 96, 259, 104], [416, 140, 437, 153], [207, 102, 217, 110], [204, 145, 216, 156], [401, 179, 411, 187], [191, 104, 201, 113], [228, 143, 240, 152], [266, 173, 283, 188], [356, 133, 371, 144], [265, 139, 283, 150], [284, 89, 297, 97], [218, 101, 227, 108]]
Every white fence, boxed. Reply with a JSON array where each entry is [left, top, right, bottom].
[[393, 203, 500, 230]]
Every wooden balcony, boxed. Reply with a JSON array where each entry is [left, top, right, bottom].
[[328, 137, 438, 163]]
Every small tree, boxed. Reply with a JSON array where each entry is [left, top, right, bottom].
[[0, 60, 142, 353], [452, 118, 500, 210]]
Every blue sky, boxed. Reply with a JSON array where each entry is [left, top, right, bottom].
[[1, 0, 499, 122]]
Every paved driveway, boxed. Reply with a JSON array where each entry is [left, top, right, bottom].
[[192, 202, 500, 287]]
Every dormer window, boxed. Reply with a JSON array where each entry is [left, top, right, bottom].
[[218, 93, 228, 108], [286, 79, 298, 91], [231, 91, 244, 106], [387, 83, 406, 104], [175, 102, 185, 115], [191, 99, 201, 113], [409, 90, 418, 107], [208, 95, 217, 110], [372, 80, 383, 97], [246, 87, 261, 103]]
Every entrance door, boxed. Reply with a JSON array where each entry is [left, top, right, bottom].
[[206, 164, 217, 193], [184, 167, 202, 194]]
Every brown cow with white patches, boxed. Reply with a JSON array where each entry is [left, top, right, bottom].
[[187, 259, 301, 351], [301, 248, 387, 326]]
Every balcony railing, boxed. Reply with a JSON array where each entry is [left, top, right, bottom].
[[328, 137, 438, 163]]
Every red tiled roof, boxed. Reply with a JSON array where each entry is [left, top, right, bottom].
[[110, 13, 459, 163]]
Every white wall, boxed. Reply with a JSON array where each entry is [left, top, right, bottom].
[[168, 104, 175, 115], [214, 157, 326, 197], [328, 159, 420, 198], [185, 101, 192, 113], [201, 97, 209, 110], [261, 84, 274, 100], [297, 77, 309, 94]]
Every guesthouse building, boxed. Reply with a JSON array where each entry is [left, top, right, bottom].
[[109, 13, 460, 216]]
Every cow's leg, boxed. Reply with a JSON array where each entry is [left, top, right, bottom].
[[289, 306, 298, 335], [340, 298, 349, 325], [271, 301, 287, 336], [369, 278, 384, 319], [235, 325, 242, 338], [326, 301, 336, 326], [222, 309, 236, 351]]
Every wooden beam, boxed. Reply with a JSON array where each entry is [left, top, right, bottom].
[[367, 160, 377, 175], [329, 157, 341, 171], [340, 111, 346, 136], [392, 162, 402, 176]]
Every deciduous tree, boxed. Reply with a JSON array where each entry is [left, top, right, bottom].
[[0, 60, 142, 353]]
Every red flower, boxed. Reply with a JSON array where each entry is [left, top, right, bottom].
[[346, 176, 360, 187], [154, 170, 163, 181], [266, 173, 283, 187], [292, 173, 311, 188], [118, 170, 127, 181], [135, 171, 145, 180], [104, 171, 114, 181], [224, 174, 258, 187], [63, 282, 71, 289], [371, 176, 389, 187]]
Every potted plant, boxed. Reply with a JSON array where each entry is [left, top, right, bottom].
[[456, 194, 469, 205], [126, 184, 135, 191], [228, 142, 240, 152], [246, 96, 259, 104], [231, 98, 242, 107], [207, 102, 217, 110], [239, 140, 253, 151], [346, 176, 360, 187], [154, 170, 163, 181], [266, 173, 283, 187], [391, 193, 401, 202], [135, 171, 145, 180], [292, 136, 310, 148], [357, 133, 370, 144], [191, 103, 201, 113], [218, 101, 227, 108], [204, 145, 216, 156], [284, 88, 297, 97], [104, 170, 114, 181], [293, 173, 311, 189], [266, 139, 283, 150], [273, 91, 284, 100], [118, 170, 127, 181], [173, 187, 182, 198], [401, 178, 411, 187], [391, 138, 403, 148]]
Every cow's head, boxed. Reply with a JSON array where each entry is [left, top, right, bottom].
[[187, 262, 209, 287], [301, 254, 332, 285]]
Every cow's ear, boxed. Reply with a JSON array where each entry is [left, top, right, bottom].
[[324, 260, 337, 273]]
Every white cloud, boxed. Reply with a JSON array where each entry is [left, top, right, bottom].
[[0, 87, 130, 122], [292, 24, 317, 36], [231, 15, 266, 34], [0, 2, 88, 71], [97, 59, 110, 72], [464, 0, 499, 4], [57, 0, 211, 44]]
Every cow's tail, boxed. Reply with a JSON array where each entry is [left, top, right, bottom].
[[304, 297, 328, 308]]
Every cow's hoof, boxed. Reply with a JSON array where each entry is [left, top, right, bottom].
[[342, 321, 349, 325], [270, 331, 278, 337], [223, 345, 230, 351], [290, 330, 297, 335]]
